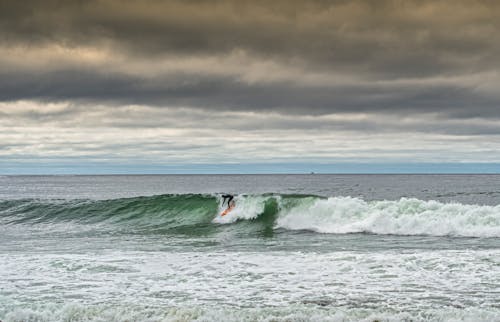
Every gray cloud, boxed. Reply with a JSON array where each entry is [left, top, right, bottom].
[[2, 101, 500, 138], [1, 64, 499, 119], [0, 0, 499, 117], [2, 1, 499, 73]]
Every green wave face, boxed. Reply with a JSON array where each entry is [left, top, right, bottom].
[[0, 194, 287, 237], [0, 194, 215, 234]]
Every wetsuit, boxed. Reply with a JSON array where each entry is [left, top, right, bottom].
[[221, 194, 234, 207]]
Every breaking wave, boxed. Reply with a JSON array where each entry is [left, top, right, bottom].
[[1, 194, 499, 237]]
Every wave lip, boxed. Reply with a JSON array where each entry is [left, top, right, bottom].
[[276, 197, 500, 238]]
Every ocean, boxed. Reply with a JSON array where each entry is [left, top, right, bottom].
[[0, 174, 499, 321]]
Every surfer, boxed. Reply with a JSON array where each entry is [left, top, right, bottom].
[[221, 194, 234, 208], [220, 194, 235, 216]]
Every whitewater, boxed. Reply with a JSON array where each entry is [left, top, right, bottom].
[[1, 175, 499, 322]]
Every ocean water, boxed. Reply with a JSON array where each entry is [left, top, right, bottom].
[[0, 175, 499, 322]]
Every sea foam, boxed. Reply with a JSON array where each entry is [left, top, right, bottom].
[[275, 197, 500, 237]]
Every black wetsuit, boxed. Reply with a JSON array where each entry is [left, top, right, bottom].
[[221, 194, 234, 206]]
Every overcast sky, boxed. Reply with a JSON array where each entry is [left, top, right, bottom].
[[1, 0, 500, 173]]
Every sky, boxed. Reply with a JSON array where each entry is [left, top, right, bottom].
[[1, 0, 500, 174]]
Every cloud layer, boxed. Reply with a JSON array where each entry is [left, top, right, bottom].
[[1, 0, 499, 170]]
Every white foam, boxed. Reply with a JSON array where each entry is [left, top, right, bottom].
[[2, 249, 500, 321], [3, 304, 499, 322], [276, 197, 500, 237]]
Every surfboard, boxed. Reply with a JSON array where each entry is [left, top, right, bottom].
[[220, 204, 235, 216]]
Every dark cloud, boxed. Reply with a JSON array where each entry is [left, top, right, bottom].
[[1, 1, 499, 70], [1, 66, 499, 119], [0, 0, 499, 118]]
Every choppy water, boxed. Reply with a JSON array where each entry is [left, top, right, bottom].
[[1, 175, 499, 321]]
